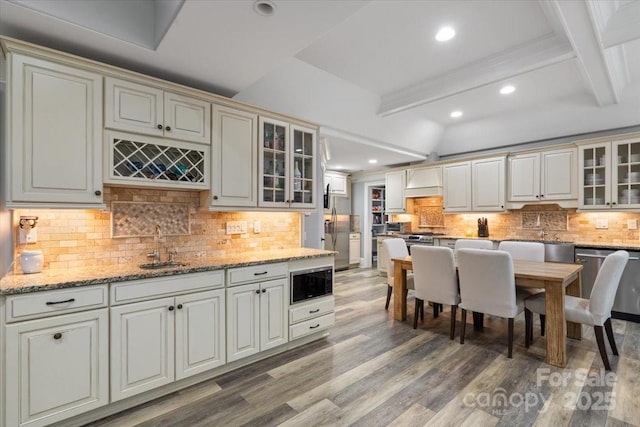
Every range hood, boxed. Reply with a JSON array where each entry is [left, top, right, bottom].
[[404, 166, 443, 197]]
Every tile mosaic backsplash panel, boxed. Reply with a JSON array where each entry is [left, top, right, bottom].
[[112, 202, 190, 237], [521, 211, 567, 230]]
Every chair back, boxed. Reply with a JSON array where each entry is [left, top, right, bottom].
[[498, 241, 545, 262], [589, 250, 629, 324], [411, 246, 460, 306], [454, 239, 493, 252], [383, 238, 409, 286], [457, 248, 518, 318]]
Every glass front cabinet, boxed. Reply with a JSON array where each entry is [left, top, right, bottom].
[[579, 138, 640, 209], [258, 117, 316, 209]]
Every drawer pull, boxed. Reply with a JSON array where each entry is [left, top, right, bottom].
[[309, 324, 320, 329], [254, 271, 268, 276], [53, 333, 62, 340], [46, 298, 76, 306], [309, 309, 320, 313]]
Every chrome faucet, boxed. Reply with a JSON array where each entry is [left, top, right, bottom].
[[147, 224, 162, 264], [539, 229, 546, 240]]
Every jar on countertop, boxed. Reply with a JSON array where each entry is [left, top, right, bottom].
[[21, 250, 44, 274]]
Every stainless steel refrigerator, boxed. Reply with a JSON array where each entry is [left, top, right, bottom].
[[324, 196, 350, 270]]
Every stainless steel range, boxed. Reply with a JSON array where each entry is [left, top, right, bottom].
[[399, 234, 437, 253]]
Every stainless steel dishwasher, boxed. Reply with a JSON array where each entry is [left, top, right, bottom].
[[575, 247, 640, 323]]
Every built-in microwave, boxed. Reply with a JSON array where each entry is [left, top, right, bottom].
[[290, 266, 333, 304]]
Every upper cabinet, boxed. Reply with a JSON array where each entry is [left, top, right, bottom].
[[6, 53, 104, 208], [508, 147, 577, 208], [578, 138, 640, 209], [385, 171, 406, 213], [443, 162, 472, 212], [258, 118, 316, 209], [443, 157, 505, 213], [325, 171, 349, 196], [105, 77, 211, 145]]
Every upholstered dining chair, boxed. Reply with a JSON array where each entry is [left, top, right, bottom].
[[457, 248, 527, 358], [411, 246, 460, 338], [525, 250, 629, 370], [383, 238, 414, 310], [454, 239, 494, 252]]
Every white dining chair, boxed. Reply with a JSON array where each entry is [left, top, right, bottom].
[[524, 250, 629, 370], [457, 248, 527, 358], [454, 239, 494, 252], [383, 238, 414, 310], [410, 246, 461, 338], [498, 241, 545, 262]]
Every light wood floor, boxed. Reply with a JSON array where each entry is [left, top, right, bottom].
[[87, 268, 640, 427]]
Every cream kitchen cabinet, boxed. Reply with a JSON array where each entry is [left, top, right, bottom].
[[443, 162, 472, 212], [349, 233, 361, 265], [472, 156, 506, 211], [385, 170, 406, 213], [579, 138, 640, 209], [508, 147, 577, 207], [4, 308, 109, 427], [325, 171, 349, 196], [6, 53, 104, 208], [259, 117, 316, 209], [105, 77, 211, 145], [208, 105, 258, 208]]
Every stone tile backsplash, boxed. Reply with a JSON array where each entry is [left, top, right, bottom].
[[112, 201, 190, 237]]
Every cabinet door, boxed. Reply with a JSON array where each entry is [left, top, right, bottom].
[[110, 298, 175, 402], [5, 309, 108, 427], [326, 173, 348, 195], [175, 290, 226, 380], [211, 105, 258, 207], [226, 283, 260, 362], [349, 235, 361, 264], [260, 279, 289, 351], [443, 162, 472, 212], [259, 117, 289, 207], [104, 77, 164, 137], [508, 152, 540, 201], [290, 125, 316, 208], [579, 143, 610, 209], [611, 139, 640, 208], [385, 171, 406, 213], [472, 157, 505, 211], [164, 92, 211, 144], [541, 148, 577, 201], [377, 236, 388, 274], [9, 54, 103, 206]]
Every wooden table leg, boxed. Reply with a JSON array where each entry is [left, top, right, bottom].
[[393, 261, 407, 321], [566, 274, 582, 340], [545, 280, 567, 367]]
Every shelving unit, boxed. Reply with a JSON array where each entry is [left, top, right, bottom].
[[371, 186, 385, 265]]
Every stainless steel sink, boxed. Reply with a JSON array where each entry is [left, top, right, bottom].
[[139, 261, 186, 270]]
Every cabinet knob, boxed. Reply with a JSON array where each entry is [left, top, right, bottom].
[[213, 195, 218, 200], [536, 195, 540, 198], [53, 333, 62, 340], [501, 205, 504, 209], [94, 190, 102, 196], [612, 202, 617, 205], [165, 126, 171, 131], [157, 124, 163, 130], [168, 305, 175, 311], [606, 202, 611, 206], [177, 304, 183, 309], [262, 289, 266, 293], [540, 194, 544, 198], [255, 290, 260, 294]]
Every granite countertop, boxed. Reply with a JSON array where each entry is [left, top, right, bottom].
[[0, 248, 335, 295], [436, 236, 640, 251]]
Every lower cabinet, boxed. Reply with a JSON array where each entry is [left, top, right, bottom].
[[226, 278, 288, 362], [288, 296, 335, 340], [4, 309, 109, 427], [110, 289, 225, 402]]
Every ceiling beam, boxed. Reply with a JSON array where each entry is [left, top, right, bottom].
[[319, 126, 427, 160], [378, 33, 575, 117], [597, 0, 640, 48]]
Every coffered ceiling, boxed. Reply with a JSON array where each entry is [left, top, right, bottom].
[[1, 0, 639, 172]]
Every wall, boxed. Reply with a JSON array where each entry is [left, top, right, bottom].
[[10, 186, 301, 272]]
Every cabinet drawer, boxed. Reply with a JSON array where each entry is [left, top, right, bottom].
[[289, 313, 334, 340], [6, 285, 107, 323], [111, 271, 223, 304], [227, 263, 287, 286], [289, 297, 335, 324]]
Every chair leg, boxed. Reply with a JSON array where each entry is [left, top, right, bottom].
[[508, 318, 514, 358], [385, 285, 392, 310], [433, 302, 439, 318], [420, 300, 424, 321], [413, 298, 420, 329], [524, 308, 532, 348], [450, 305, 457, 340], [540, 314, 545, 336], [594, 325, 611, 371], [604, 318, 619, 356], [460, 309, 467, 344]]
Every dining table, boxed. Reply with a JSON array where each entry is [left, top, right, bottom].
[[392, 255, 583, 368]]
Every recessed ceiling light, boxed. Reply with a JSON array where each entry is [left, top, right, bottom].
[[500, 85, 516, 95], [253, 0, 276, 16], [450, 110, 463, 118], [435, 26, 456, 42], [368, 159, 378, 164]]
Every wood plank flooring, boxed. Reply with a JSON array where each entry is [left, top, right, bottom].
[[86, 268, 640, 427]]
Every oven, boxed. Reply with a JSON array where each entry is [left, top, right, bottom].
[[402, 235, 435, 254], [290, 266, 333, 304]]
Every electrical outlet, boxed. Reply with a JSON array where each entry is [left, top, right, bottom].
[[254, 220, 261, 233], [628, 219, 638, 230], [226, 221, 247, 234], [596, 219, 608, 229], [19, 228, 37, 244]]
